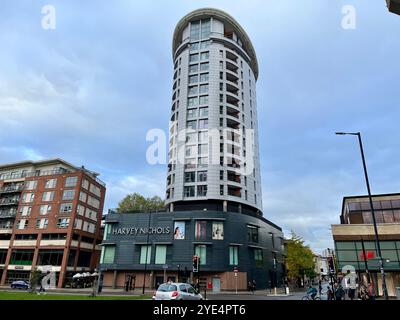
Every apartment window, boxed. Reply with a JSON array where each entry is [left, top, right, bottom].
[[62, 190, 75, 200], [200, 62, 209, 71], [60, 203, 73, 214], [219, 118, 224, 127], [81, 179, 89, 190], [199, 84, 208, 94], [155, 245, 167, 265], [25, 180, 37, 190], [185, 145, 196, 157], [197, 171, 207, 182], [197, 185, 207, 196], [245, 190, 248, 200], [219, 50, 223, 58], [199, 107, 208, 117], [45, 179, 57, 189], [189, 75, 199, 84], [270, 233, 275, 249], [200, 40, 210, 49], [220, 185, 224, 195], [77, 204, 85, 216], [139, 245, 151, 264], [101, 245, 115, 264], [87, 196, 100, 209], [220, 170, 224, 180], [198, 157, 208, 168], [22, 193, 35, 203], [200, 73, 209, 82], [220, 61, 224, 69], [199, 95, 208, 105], [39, 205, 52, 215], [229, 246, 239, 265], [188, 86, 198, 96], [198, 131, 208, 143], [57, 218, 70, 228], [185, 172, 196, 183], [194, 245, 206, 265], [189, 64, 199, 73], [198, 144, 208, 155], [254, 249, 263, 267], [36, 218, 48, 229], [220, 94, 224, 103], [247, 226, 259, 243], [19, 206, 32, 216], [200, 52, 209, 61], [188, 97, 198, 107], [220, 82, 224, 91], [185, 159, 196, 170], [65, 176, 78, 187], [255, 194, 257, 204], [89, 184, 101, 197], [187, 120, 197, 130], [200, 18, 211, 39], [184, 186, 195, 197], [189, 53, 199, 63], [42, 191, 54, 202], [9, 250, 34, 265], [79, 191, 86, 202], [190, 20, 200, 41], [16, 219, 28, 230], [198, 119, 208, 129], [187, 109, 197, 119]]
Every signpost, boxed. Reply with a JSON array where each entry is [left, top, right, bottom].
[[234, 266, 238, 294], [163, 264, 169, 283]]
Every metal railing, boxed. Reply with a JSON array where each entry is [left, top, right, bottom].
[[0, 185, 24, 193]]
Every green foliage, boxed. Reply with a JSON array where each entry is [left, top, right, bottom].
[[117, 193, 165, 213], [285, 231, 316, 281]]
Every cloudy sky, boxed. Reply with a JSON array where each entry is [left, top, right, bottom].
[[1, 1, 399, 253]]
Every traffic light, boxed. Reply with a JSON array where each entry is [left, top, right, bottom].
[[328, 257, 335, 273], [192, 255, 200, 273]]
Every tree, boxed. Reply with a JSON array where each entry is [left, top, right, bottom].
[[117, 193, 165, 213], [285, 232, 316, 287]]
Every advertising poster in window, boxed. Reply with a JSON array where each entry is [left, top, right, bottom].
[[195, 221, 207, 240], [173, 221, 185, 240], [212, 222, 224, 240]]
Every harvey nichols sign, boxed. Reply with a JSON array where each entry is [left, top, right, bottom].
[[112, 226, 171, 236]]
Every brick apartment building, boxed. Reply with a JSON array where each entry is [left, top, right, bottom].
[[0, 159, 106, 288]]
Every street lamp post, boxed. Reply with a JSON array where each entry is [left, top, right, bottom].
[[142, 210, 152, 295], [336, 132, 389, 300]]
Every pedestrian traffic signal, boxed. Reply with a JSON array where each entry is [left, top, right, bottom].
[[192, 255, 200, 273]]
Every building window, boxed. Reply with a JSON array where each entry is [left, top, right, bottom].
[[16, 219, 28, 230], [247, 226, 259, 243], [184, 186, 195, 197], [199, 107, 208, 117], [270, 233, 275, 248], [200, 52, 209, 61], [39, 205, 52, 215], [197, 185, 207, 197], [187, 120, 197, 130], [101, 245, 115, 264], [36, 219, 48, 229], [9, 250, 34, 265], [195, 221, 207, 240], [199, 95, 208, 105], [42, 191, 54, 202], [62, 190, 75, 201], [198, 119, 208, 129], [229, 246, 239, 265], [189, 53, 199, 63], [189, 64, 199, 73], [199, 84, 208, 94], [200, 62, 209, 71], [25, 180, 37, 190], [198, 157, 208, 168], [188, 97, 198, 107], [45, 179, 57, 189], [188, 86, 198, 96], [19, 206, 32, 216], [212, 222, 224, 240], [57, 218, 70, 228], [187, 108, 197, 119], [60, 203, 73, 214], [254, 248, 263, 267], [200, 73, 209, 82], [194, 245, 206, 265], [37, 249, 64, 266], [65, 176, 78, 187], [220, 185, 224, 195], [190, 20, 200, 41], [185, 172, 196, 183], [198, 144, 208, 155], [140, 245, 152, 264], [197, 171, 207, 182], [155, 245, 167, 265], [189, 75, 199, 84], [22, 193, 35, 203]]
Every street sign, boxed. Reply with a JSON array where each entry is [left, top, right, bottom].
[[192, 255, 200, 273]]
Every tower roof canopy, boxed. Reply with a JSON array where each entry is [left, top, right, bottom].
[[173, 8, 259, 80]]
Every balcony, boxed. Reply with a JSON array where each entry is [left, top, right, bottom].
[[0, 210, 17, 219], [227, 117, 240, 130], [226, 50, 238, 64], [227, 171, 241, 184], [226, 106, 240, 119], [226, 61, 238, 74], [0, 198, 19, 207], [228, 185, 242, 198], [0, 184, 24, 194], [226, 94, 239, 107], [226, 83, 239, 97], [226, 71, 239, 84]]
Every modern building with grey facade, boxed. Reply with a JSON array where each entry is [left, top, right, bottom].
[[100, 8, 285, 292]]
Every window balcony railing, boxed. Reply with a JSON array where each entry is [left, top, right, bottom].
[[0, 199, 19, 206], [0, 211, 16, 219], [0, 185, 24, 194]]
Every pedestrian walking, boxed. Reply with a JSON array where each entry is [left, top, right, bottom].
[[334, 282, 345, 301], [368, 282, 376, 301], [326, 286, 334, 301], [252, 280, 256, 293], [318, 280, 322, 295], [248, 281, 254, 294]]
